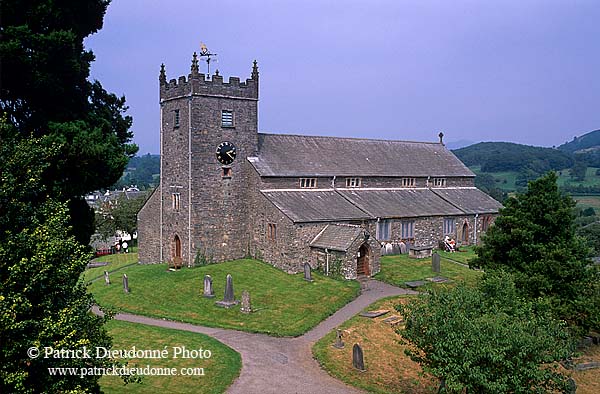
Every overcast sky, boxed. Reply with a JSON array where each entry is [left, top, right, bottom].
[[85, 0, 600, 155]]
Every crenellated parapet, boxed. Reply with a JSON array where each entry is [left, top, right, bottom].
[[159, 53, 259, 101]]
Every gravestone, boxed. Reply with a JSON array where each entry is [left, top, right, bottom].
[[385, 243, 393, 255], [240, 290, 252, 314], [203, 275, 215, 298], [399, 242, 407, 254], [333, 329, 345, 349], [104, 270, 110, 285], [380, 245, 387, 256], [122, 274, 129, 293], [432, 252, 441, 273], [304, 262, 313, 282], [352, 343, 366, 372], [391, 243, 400, 255], [215, 274, 238, 308]]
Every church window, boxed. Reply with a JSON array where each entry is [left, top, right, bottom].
[[221, 110, 234, 127], [300, 178, 317, 188], [174, 109, 180, 128], [376, 219, 392, 241], [402, 178, 416, 187], [172, 193, 181, 211], [267, 223, 277, 241], [401, 220, 414, 239], [433, 178, 446, 187], [443, 218, 455, 235], [482, 216, 492, 231], [346, 177, 362, 188]]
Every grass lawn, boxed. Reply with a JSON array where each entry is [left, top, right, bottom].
[[313, 296, 437, 394], [83, 252, 139, 282], [373, 248, 482, 289], [89, 259, 360, 337], [313, 296, 600, 394], [100, 320, 240, 394]]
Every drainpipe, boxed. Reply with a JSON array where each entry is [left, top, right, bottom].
[[331, 176, 336, 189], [474, 214, 479, 245]]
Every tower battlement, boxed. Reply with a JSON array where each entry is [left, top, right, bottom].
[[159, 54, 259, 101]]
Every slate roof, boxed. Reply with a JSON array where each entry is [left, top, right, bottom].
[[262, 188, 501, 223], [310, 224, 364, 252], [338, 188, 465, 218], [261, 190, 371, 222], [251, 133, 475, 178], [431, 187, 503, 214]]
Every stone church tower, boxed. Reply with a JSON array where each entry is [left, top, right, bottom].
[[138, 53, 259, 266]]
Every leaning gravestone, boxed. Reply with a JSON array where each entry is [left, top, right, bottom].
[[432, 252, 441, 273], [240, 290, 252, 314], [304, 262, 313, 282], [352, 343, 366, 372], [333, 329, 345, 349], [203, 275, 215, 298], [104, 270, 110, 285], [215, 274, 238, 308], [122, 274, 129, 294]]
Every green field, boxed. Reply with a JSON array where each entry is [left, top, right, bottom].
[[100, 320, 241, 393], [89, 259, 360, 337], [84, 252, 139, 282]]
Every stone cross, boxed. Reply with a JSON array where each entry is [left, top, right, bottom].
[[432, 252, 441, 273], [333, 329, 345, 349], [215, 274, 238, 308], [304, 262, 313, 282], [203, 275, 215, 298], [352, 343, 366, 371], [104, 270, 110, 285], [122, 274, 129, 294], [240, 290, 252, 314]]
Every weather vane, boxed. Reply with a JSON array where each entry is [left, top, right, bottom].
[[199, 42, 217, 76]]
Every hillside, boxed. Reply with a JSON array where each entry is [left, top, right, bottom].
[[452, 142, 573, 173], [112, 153, 160, 190], [558, 129, 600, 153]]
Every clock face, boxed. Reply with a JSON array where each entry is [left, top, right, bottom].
[[215, 141, 237, 165]]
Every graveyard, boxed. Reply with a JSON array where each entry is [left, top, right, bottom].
[[88, 258, 360, 336], [313, 296, 600, 394]]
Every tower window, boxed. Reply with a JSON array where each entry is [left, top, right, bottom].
[[300, 178, 317, 188], [222, 167, 232, 178], [174, 109, 180, 129], [346, 177, 362, 188], [172, 193, 181, 211], [221, 110, 234, 127]]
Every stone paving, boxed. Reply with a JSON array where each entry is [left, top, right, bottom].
[[94, 279, 417, 394]]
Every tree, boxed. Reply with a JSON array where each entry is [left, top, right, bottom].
[[1, 0, 137, 244], [569, 161, 587, 182], [397, 274, 574, 394], [0, 123, 114, 392], [94, 192, 149, 243], [472, 172, 600, 333]]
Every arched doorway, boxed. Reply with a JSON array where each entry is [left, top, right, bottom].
[[357, 243, 371, 276], [172, 235, 182, 268], [461, 221, 469, 245]]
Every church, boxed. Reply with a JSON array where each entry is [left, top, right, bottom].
[[137, 53, 502, 279]]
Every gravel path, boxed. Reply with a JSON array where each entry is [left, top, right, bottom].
[[95, 279, 416, 394]]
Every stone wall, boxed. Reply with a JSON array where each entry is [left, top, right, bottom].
[[138, 187, 161, 263]]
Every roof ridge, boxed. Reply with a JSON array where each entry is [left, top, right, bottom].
[[258, 132, 443, 145]]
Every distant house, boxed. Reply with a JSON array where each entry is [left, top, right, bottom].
[[138, 54, 501, 279]]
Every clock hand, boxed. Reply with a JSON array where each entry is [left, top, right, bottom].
[[226, 150, 235, 159]]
